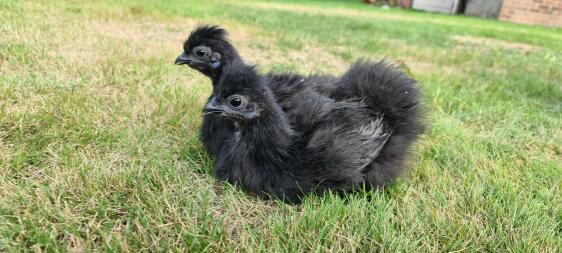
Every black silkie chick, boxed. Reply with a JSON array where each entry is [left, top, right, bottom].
[[204, 59, 424, 203]]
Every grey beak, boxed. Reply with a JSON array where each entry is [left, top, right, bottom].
[[175, 52, 191, 65], [203, 97, 223, 114]]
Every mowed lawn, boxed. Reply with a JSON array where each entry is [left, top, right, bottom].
[[1, 0, 561, 251]]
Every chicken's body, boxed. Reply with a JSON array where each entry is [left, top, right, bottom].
[[262, 60, 424, 193]]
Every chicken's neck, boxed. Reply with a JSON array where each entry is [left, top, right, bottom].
[[240, 92, 294, 166], [218, 88, 302, 201], [210, 53, 243, 86]]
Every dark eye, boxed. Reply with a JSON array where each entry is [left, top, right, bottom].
[[195, 50, 206, 57], [229, 97, 242, 107]]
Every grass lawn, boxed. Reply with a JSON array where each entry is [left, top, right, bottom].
[[1, 0, 561, 251]]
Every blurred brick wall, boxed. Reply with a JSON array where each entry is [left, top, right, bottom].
[[499, 0, 562, 27]]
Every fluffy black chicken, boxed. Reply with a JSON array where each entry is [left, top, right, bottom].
[[200, 58, 423, 202]]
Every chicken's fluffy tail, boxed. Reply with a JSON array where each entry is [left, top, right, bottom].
[[333, 60, 426, 186], [335, 60, 425, 139]]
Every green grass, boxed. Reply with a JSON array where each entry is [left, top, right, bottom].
[[1, 0, 561, 251]]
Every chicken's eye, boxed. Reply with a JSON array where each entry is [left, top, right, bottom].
[[195, 49, 206, 57], [229, 98, 242, 107]]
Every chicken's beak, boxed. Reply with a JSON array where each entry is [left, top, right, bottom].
[[202, 98, 224, 114], [175, 52, 191, 65]]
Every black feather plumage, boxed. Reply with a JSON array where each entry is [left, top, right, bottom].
[[176, 26, 425, 202]]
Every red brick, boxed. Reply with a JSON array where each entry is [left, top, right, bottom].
[[499, 0, 562, 27]]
